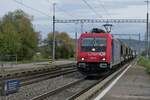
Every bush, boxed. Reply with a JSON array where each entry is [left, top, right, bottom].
[[138, 57, 150, 73]]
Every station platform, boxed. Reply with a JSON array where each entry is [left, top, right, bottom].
[[95, 64, 150, 100]]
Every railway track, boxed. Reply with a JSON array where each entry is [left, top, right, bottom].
[[31, 77, 86, 100], [30, 61, 134, 100], [0, 59, 135, 100], [1, 63, 76, 79], [30, 73, 108, 100], [0, 64, 77, 88], [20, 66, 77, 86]]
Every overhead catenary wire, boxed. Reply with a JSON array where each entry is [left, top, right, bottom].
[[14, 0, 77, 20], [96, 0, 112, 30], [98, 0, 111, 19], [13, 0, 54, 36], [98, 0, 124, 33], [46, 0, 77, 18], [81, 0, 102, 18], [13, 0, 50, 17], [57, 8, 75, 18], [13, 0, 54, 30]]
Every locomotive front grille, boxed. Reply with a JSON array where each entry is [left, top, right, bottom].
[[78, 63, 86, 68], [78, 62, 108, 70]]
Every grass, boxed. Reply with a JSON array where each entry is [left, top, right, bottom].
[[138, 56, 150, 74]]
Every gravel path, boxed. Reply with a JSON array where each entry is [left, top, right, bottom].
[[0, 72, 83, 100]]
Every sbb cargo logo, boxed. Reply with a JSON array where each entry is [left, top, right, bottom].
[[88, 52, 106, 56], [99, 52, 106, 56]]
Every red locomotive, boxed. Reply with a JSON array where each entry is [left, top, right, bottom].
[[77, 28, 135, 75]]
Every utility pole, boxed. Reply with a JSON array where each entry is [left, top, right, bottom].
[[75, 23, 78, 61], [145, 0, 149, 58], [129, 34, 131, 47], [81, 22, 84, 33], [52, 3, 56, 62], [139, 33, 141, 54]]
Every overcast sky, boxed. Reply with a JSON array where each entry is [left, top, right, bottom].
[[0, 0, 149, 40]]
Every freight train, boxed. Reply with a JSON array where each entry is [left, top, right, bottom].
[[77, 28, 136, 75]]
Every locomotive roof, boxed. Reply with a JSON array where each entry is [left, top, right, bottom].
[[80, 32, 112, 37], [90, 28, 106, 33]]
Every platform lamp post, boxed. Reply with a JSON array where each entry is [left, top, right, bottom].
[[103, 23, 113, 33], [145, 0, 149, 58]]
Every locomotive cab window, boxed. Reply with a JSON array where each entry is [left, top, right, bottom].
[[81, 37, 106, 52]]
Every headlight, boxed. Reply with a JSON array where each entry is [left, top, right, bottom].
[[92, 48, 96, 52], [102, 58, 106, 61], [81, 58, 85, 61]]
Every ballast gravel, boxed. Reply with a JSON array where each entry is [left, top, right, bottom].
[[0, 72, 83, 100]]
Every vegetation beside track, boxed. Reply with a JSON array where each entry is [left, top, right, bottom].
[[138, 57, 150, 74], [0, 9, 75, 63]]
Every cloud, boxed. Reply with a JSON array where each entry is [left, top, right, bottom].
[[0, 0, 147, 39], [101, 0, 145, 9]]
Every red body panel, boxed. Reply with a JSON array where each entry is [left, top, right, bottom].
[[77, 32, 112, 64]]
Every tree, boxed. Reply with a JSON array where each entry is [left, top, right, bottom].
[[0, 10, 39, 60], [57, 32, 74, 58], [41, 32, 74, 59]]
